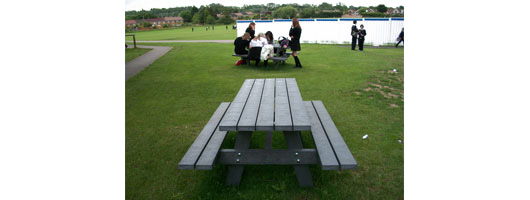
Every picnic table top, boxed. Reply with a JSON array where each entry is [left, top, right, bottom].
[[219, 78, 311, 131]]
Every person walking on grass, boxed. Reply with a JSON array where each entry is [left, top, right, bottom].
[[358, 24, 366, 51], [395, 28, 404, 47], [289, 18, 302, 68], [246, 22, 256, 40], [351, 20, 359, 50]]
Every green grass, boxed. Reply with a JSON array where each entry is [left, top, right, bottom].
[[126, 25, 237, 41], [125, 47, 151, 63], [126, 43, 404, 199]]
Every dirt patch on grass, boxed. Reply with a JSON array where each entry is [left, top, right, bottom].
[[354, 68, 404, 108]]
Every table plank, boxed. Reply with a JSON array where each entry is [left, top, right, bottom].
[[219, 79, 255, 131], [237, 79, 265, 131], [178, 102, 231, 169], [256, 79, 275, 131], [274, 78, 293, 131], [286, 78, 311, 131], [304, 101, 339, 170], [311, 101, 358, 170]]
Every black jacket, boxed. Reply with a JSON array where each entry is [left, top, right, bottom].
[[245, 27, 255, 39], [289, 26, 302, 51], [234, 37, 249, 54], [358, 29, 367, 40], [398, 31, 404, 40], [351, 24, 359, 38]]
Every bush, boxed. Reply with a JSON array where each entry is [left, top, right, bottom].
[[142, 21, 152, 28], [316, 11, 342, 18], [206, 15, 215, 25], [217, 16, 234, 25]]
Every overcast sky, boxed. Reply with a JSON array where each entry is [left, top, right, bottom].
[[125, 0, 404, 11]]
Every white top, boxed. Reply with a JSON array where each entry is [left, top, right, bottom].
[[250, 37, 267, 48]]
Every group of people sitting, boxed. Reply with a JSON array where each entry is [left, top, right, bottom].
[[234, 22, 275, 66], [234, 19, 303, 68]]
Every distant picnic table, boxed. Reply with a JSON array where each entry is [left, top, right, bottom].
[[232, 44, 297, 69], [179, 78, 357, 187]]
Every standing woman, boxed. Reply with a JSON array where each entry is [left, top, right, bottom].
[[245, 22, 256, 40], [289, 18, 302, 68], [358, 24, 367, 52]]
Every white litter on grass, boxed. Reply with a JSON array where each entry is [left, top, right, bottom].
[[393, 69, 397, 72], [362, 134, 368, 139], [398, 139, 402, 144]]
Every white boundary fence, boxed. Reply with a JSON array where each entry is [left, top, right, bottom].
[[236, 18, 404, 46]]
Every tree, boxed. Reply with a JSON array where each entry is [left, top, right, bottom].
[[179, 10, 192, 22], [399, 5, 404, 10], [191, 6, 199, 15], [300, 7, 316, 18], [206, 15, 215, 25], [318, 2, 333, 10], [272, 6, 297, 19], [376, 4, 388, 13], [219, 15, 234, 24], [192, 13, 200, 24]]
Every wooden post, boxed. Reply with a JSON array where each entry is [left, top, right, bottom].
[[133, 34, 136, 48], [126, 34, 136, 48]]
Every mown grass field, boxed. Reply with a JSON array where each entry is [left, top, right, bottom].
[[126, 42, 404, 199], [125, 47, 151, 63], [126, 25, 237, 41]]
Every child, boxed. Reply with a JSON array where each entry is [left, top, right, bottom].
[[358, 24, 367, 51]]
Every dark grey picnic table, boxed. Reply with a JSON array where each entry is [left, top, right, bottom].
[[179, 78, 357, 187]]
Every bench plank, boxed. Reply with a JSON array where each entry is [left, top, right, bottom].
[[256, 79, 275, 131], [178, 102, 231, 169], [195, 127, 229, 170], [219, 79, 255, 131], [311, 101, 358, 170], [274, 78, 293, 131], [238, 79, 265, 131], [304, 101, 339, 170], [270, 57, 288, 61], [286, 78, 311, 131]]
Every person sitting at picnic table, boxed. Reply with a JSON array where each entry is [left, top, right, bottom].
[[245, 22, 256, 40], [265, 31, 274, 45], [249, 32, 267, 48], [249, 33, 274, 66], [234, 32, 251, 65]]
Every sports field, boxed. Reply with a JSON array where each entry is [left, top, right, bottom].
[[126, 25, 237, 41]]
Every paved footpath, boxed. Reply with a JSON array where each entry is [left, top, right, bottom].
[[126, 45, 172, 80], [133, 40, 232, 43]]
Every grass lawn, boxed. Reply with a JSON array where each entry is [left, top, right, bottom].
[[126, 25, 237, 41], [126, 42, 404, 199], [125, 47, 151, 63]]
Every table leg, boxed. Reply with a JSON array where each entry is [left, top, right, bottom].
[[226, 131, 252, 186], [265, 131, 272, 150], [284, 131, 314, 187]]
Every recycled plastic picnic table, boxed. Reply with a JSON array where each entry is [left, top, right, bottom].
[[179, 78, 357, 187]]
